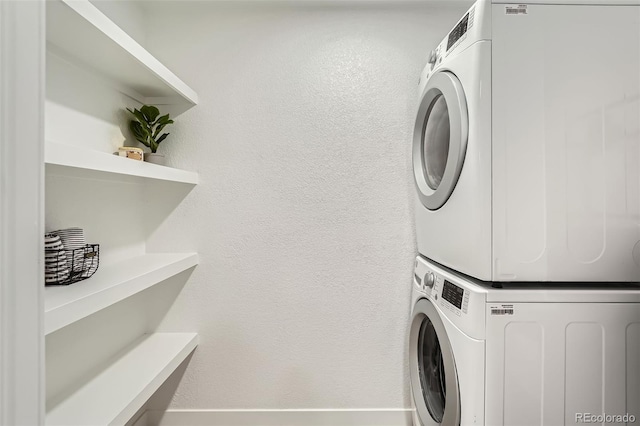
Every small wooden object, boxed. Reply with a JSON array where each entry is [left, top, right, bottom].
[[118, 147, 144, 161]]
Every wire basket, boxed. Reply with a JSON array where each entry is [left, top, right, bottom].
[[45, 244, 100, 286]]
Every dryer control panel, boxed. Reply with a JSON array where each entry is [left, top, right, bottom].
[[423, 8, 472, 81], [447, 11, 471, 52], [421, 0, 490, 83]]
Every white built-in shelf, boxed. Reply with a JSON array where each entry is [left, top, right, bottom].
[[45, 253, 198, 335], [46, 332, 198, 425], [45, 142, 199, 185], [46, 0, 198, 107]]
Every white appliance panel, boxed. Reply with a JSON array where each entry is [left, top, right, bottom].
[[492, 3, 640, 282], [410, 256, 640, 426], [415, 1, 640, 282], [629, 323, 640, 422], [434, 299, 486, 426], [484, 302, 640, 426], [415, 40, 493, 281]]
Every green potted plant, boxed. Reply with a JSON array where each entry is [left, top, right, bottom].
[[127, 105, 174, 165]]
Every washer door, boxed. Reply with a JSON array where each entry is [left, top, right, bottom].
[[413, 71, 468, 210], [410, 298, 460, 426]]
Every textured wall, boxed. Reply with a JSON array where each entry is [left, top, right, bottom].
[[143, 1, 469, 410]]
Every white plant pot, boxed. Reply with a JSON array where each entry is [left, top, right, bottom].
[[145, 153, 165, 166]]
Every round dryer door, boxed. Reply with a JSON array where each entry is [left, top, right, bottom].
[[413, 71, 468, 210], [410, 298, 460, 426]]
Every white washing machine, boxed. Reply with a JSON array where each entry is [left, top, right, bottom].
[[414, 0, 640, 282], [409, 255, 640, 426]]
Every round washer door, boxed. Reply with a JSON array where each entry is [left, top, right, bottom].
[[410, 298, 460, 426], [413, 71, 468, 211]]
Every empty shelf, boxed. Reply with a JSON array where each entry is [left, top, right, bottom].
[[45, 253, 198, 335], [46, 0, 198, 106], [46, 332, 198, 425]]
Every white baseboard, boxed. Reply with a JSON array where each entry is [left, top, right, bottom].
[[137, 408, 413, 426]]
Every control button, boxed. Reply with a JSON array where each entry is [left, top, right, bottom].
[[428, 50, 437, 64], [424, 272, 436, 289]]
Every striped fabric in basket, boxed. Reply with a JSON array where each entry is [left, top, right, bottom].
[[45, 228, 99, 286], [51, 227, 86, 273], [44, 233, 70, 284]]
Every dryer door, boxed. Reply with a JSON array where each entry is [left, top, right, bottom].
[[410, 298, 460, 426], [413, 71, 468, 211]]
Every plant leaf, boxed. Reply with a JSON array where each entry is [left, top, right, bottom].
[[155, 114, 173, 124], [156, 133, 169, 145], [153, 113, 166, 125], [142, 123, 153, 139], [140, 105, 160, 122], [129, 121, 151, 148], [129, 109, 149, 126], [129, 121, 143, 138], [153, 122, 171, 139]]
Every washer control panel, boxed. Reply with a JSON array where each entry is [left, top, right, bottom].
[[414, 256, 487, 340], [440, 278, 470, 316], [414, 257, 471, 317], [430, 273, 469, 317], [442, 280, 464, 309]]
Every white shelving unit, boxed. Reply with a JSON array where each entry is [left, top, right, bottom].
[[45, 253, 198, 335], [46, 333, 198, 425], [46, 142, 199, 185], [44, 0, 200, 423], [46, 0, 198, 106]]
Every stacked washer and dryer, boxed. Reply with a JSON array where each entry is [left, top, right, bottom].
[[409, 1, 640, 425]]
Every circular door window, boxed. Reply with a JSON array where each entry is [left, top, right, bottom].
[[410, 299, 460, 425], [413, 71, 468, 210], [423, 94, 451, 190], [418, 317, 447, 422]]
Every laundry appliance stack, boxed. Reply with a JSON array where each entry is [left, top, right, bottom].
[[409, 1, 640, 425]]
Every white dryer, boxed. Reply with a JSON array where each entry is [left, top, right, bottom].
[[409, 255, 640, 426], [414, 0, 640, 282]]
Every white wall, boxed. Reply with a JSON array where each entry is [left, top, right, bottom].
[[140, 1, 470, 413]]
